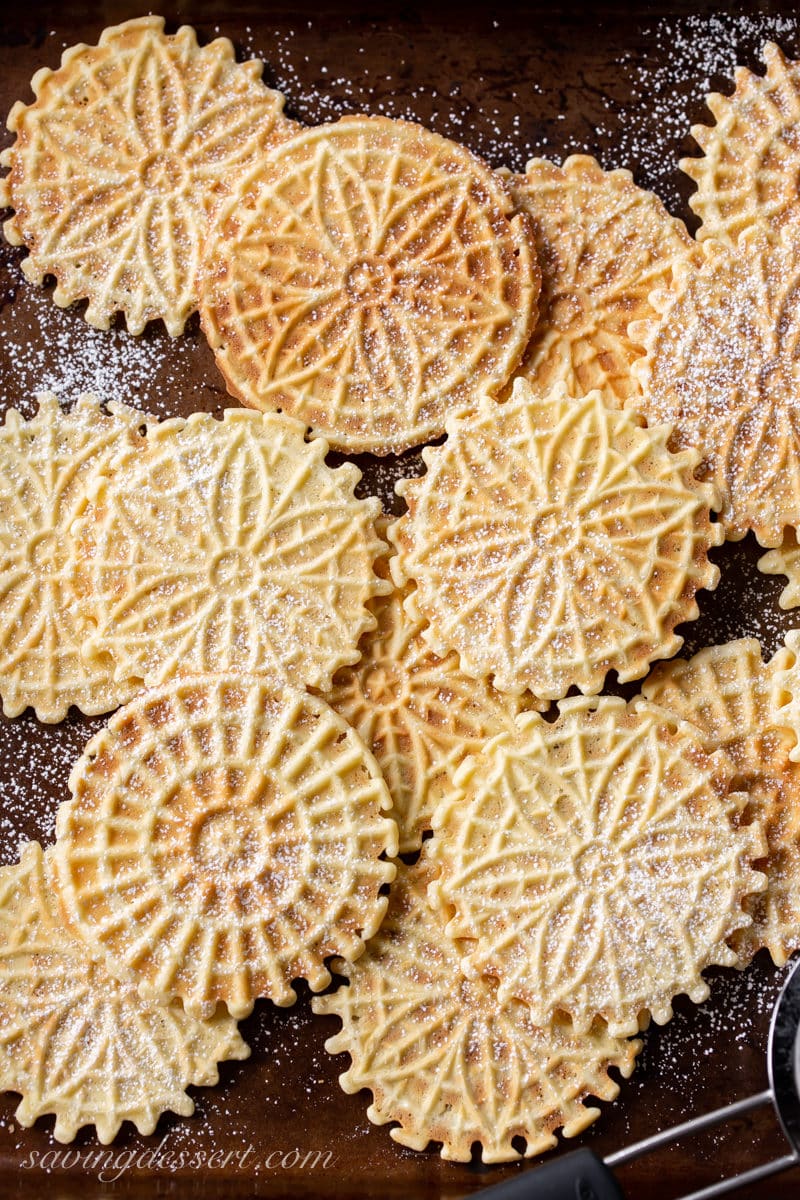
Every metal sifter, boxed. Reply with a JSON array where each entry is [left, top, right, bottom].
[[478, 956, 800, 1200]]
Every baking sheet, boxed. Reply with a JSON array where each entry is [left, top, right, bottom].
[[0, 1, 798, 1195]]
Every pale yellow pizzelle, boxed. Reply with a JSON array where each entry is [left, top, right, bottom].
[[0, 842, 249, 1144], [0, 392, 151, 722], [643, 639, 800, 967], [429, 696, 766, 1037], [1, 16, 297, 335], [75, 408, 387, 691], [773, 632, 800, 756], [313, 855, 640, 1163], [326, 540, 541, 852], [54, 675, 398, 1019], [506, 155, 695, 406], [199, 115, 539, 454], [759, 531, 800, 609], [631, 225, 800, 546], [681, 42, 800, 243], [391, 379, 721, 699]]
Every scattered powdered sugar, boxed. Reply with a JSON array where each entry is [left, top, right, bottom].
[[0, 712, 104, 864], [0, 270, 216, 421], [563, 12, 798, 213]]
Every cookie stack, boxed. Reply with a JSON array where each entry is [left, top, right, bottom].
[[1, 12, 800, 1169]]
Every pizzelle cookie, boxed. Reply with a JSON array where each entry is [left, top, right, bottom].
[[53, 675, 397, 1019], [325, 539, 540, 852], [0, 392, 150, 722], [505, 155, 695, 406], [313, 856, 639, 1163], [199, 115, 539, 454], [76, 408, 387, 691], [681, 42, 800, 243], [429, 696, 766, 1036], [643, 639, 800, 967], [391, 379, 721, 699], [1, 16, 297, 335], [630, 225, 800, 545], [759, 531, 800, 609], [773, 632, 800, 753], [0, 842, 249, 1144]]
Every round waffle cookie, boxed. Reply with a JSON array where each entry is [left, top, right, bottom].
[[0, 842, 249, 1144], [199, 115, 539, 454], [759, 532, 800, 609], [0, 16, 297, 335], [54, 675, 397, 1019], [429, 696, 765, 1037], [313, 856, 640, 1163], [390, 379, 721, 700], [505, 155, 695, 407], [0, 393, 150, 722], [630, 225, 800, 546], [325, 542, 540, 853], [75, 408, 387, 691], [681, 42, 800, 244], [643, 639, 800, 967]]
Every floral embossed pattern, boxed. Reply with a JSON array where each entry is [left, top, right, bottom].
[[0, 16, 297, 334], [314, 856, 639, 1163], [391, 379, 721, 699], [429, 696, 766, 1037], [200, 115, 539, 454], [0, 842, 249, 1143], [75, 408, 387, 691], [631, 226, 800, 545], [54, 676, 397, 1018]]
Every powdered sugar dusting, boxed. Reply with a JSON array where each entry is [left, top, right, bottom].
[[0, 280, 215, 419], [578, 12, 796, 212]]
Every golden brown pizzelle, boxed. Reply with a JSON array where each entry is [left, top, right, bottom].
[[199, 114, 539, 454], [506, 154, 696, 406]]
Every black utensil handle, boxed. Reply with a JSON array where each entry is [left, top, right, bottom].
[[476, 1148, 625, 1200]]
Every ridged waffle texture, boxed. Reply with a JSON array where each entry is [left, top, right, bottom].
[[506, 155, 695, 407], [773, 633, 800, 763], [391, 379, 722, 699], [313, 856, 639, 1163], [0, 842, 249, 1143], [643, 639, 800, 967], [199, 115, 539, 454], [429, 696, 765, 1037], [1, 16, 297, 335], [325, 541, 539, 852], [0, 393, 150, 721], [631, 226, 800, 545], [759, 531, 800, 608], [54, 675, 398, 1018], [681, 42, 800, 243], [76, 408, 387, 691]]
